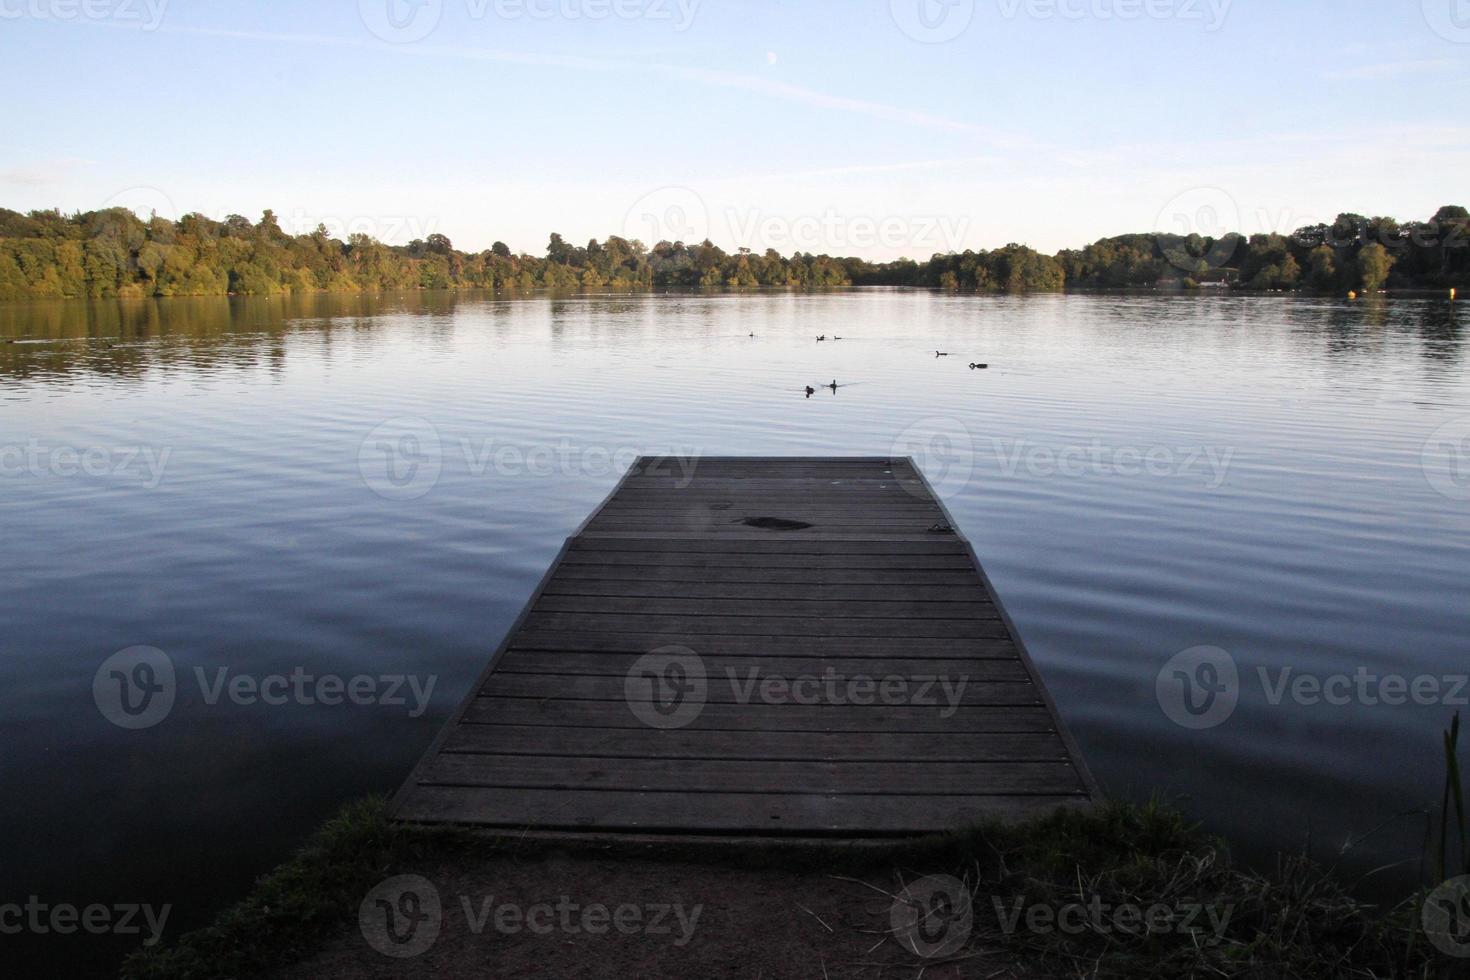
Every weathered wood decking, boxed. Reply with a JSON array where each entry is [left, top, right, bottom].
[[391, 456, 1096, 835]]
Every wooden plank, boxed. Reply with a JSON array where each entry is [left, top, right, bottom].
[[520, 612, 1011, 638], [463, 698, 1056, 732], [419, 756, 1084, 795], [552, 566, 985, 585], [541, 580, 988, 601], [396, 786, 1088, 832], [509, 632, 1019, 658], [441, 725, 1070, 762], [492, 651, 1032, 680], [481, 674, 1041, 706], [390, 456, 1097, 837], [568, 539, 966, 554], [531, 595, 1000, 620], [586, 516, 949, 527], [558, 552, 977, 569]]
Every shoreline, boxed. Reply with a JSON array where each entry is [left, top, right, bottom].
[[118, 797, 1454, 980]]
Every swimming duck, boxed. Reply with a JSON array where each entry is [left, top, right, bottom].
[[816, 335, 827, 342], [969, 363, 988, 370], [827, 380, 838, 391], [804, 386, 815, 397], [935, 351, 949, 357]]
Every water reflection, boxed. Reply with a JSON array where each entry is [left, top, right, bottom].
[[1, 289, 1468, 974]]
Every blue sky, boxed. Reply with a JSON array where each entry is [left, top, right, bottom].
[[2, 0, 1467, 258]]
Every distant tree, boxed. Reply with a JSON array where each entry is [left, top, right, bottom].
[[1356, 243, 1394, 292], [491, 241, 510, 257], [1307, 245, 1337, 291]]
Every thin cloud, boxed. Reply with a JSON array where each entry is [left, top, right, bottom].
[[0, 158, 91, 186], [77, 20, 1031, 148], [1321, 59, 1459, 80]]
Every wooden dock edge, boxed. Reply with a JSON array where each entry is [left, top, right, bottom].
[[388, 455, 1102, 830]]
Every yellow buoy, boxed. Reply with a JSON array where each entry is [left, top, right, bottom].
[[1348, 291, 1357, 300]]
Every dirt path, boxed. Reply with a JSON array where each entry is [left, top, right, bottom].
[[262, 851, 1040, 980]]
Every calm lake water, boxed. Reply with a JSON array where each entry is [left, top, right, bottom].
[[2, 289, 1468, 973]]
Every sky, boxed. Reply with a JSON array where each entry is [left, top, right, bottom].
[[2, 0, 1468, 260]]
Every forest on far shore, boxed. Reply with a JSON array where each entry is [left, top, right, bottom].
[[0, 204, 1465, 301]]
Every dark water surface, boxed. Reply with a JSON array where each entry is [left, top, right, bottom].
[[2, 289, 1467, 973]]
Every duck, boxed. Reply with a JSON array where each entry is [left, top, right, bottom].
[[969, 362, 988, 370], [816, 335, 827, 342], [935, 351, 950, 357], [827, 380, 838, 391], [804, 385, 815, 397]]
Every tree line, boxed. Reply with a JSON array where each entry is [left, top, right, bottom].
[[0, 204, 1464, 301]]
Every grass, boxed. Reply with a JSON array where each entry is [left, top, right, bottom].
[[120, 795, 1470, 980]]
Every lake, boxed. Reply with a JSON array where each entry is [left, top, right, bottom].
[[2, 288, 1467, 973]]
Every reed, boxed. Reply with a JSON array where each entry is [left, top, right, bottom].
[[1436, 711, 1467, 884]]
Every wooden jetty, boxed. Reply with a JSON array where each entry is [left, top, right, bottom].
[[391, 456, 1096, 835]]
